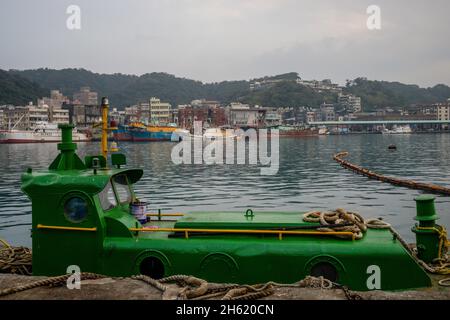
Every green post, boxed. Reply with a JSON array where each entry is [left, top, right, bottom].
[[48, 124, 86, 171], [411, 195, 441, 263]]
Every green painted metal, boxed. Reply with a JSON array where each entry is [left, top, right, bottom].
[[412, 195, 442, 263], [20, 124, 433, 291]]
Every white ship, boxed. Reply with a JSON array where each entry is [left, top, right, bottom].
[[382, 125, 413, 134], [171, 127, 238, 142], [0, 121, 90, 143]]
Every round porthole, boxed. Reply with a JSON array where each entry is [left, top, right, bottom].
[[310, 262, 338, 282], [64, 197, 89, 223], [140, 257, 165, 279]]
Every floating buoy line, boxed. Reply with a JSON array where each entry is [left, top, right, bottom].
[[333, 152, 450, 196]]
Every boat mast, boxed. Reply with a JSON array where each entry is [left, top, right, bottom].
[[101, 97, 109, 159]]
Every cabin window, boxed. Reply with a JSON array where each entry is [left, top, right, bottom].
[[64, 197, 88, 223], [112, 174, 132, 204], [99, 181, 117, 211]]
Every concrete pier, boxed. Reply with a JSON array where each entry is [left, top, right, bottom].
[[1, 274, 449, 300]]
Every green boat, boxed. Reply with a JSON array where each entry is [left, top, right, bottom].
[[20, 99, 449, 291]]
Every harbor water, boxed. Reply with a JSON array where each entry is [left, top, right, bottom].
[[1, 134, 450, 247]]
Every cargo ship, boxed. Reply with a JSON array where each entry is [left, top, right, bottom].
[[0, 121, 90, 143], [114, 122, 178, 142]]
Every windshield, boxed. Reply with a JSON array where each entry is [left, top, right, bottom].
[[112, 174, 133, 204], [99, 181, 117, 211]]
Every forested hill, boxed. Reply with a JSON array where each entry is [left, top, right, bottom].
[[2, 68, 449, 110], [0, 70, 48, 105], [345, 78, 450, 111]]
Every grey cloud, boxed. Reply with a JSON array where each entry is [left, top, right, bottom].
[[0, 0, 449, 86]]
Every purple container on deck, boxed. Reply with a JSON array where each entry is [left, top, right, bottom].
[[130, 201, 147, 224]]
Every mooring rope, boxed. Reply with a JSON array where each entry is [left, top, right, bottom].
[[0, 241, 32, 276], [302, 208, 390, 240], [0, 272, 105, 297], [333, 151, 450, 195]]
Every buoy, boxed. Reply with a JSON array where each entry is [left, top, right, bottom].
[[388, 144, 397, 150]]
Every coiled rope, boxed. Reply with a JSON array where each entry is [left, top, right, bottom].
[[302, 208, 390, 240], [0, 239, 32, 275]]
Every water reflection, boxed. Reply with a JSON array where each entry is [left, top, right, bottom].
[[1, 134, 449, 246]]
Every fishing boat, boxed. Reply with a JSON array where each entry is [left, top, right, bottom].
[[19, 98, 449, 292], [0, 121, 90, 143], [114, 122, 178, 142]]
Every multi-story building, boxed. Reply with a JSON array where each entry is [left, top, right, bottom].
[[177, 105, 207, 129], [228, 103, 266, 128], [319, 103, 336, 121], [38, 90, 70, 122], [51, 108, 70, 124], [62, 103, 101, 127], [149, 97, 171, 124], [338, 93, 362, 113], [124, 105, 140, 124], [0, 108, 4, 129], [306, 111, 317, 124], [27, 104, 49, 127], [437, 102, 450, 121], [297, 78, 343, 93], [73, 87, 98, 105], [264, 109, 282, 127], [109, 108, 126, 125], [1, 104, 50, 129]]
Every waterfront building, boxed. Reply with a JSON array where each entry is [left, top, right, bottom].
[[51, 108, 70, 124], [437, 102, 450, 121], [319, 103, 336, 121], [62, 103, 101, 127], [228, 103, 266, 128], [2, 106, 29, 129], [38, 90, 70, 123], [265, 109, 283, 127], [109, 108, 126, 125], [177, 103, 227, 129], [73, 87, 98, 105], [138, 102, 150, 123], [0, 108, 4, 129], [27, 104, 49, 127], [124, 105, 140, 123], [1, 104, 50, 129], [149, 97, 171, 124], [338, 93, 362, 113]]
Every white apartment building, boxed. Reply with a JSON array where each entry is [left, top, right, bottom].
[[338, 93, 362, 113], [51, 108, 70, 124], [27, 104, 49, 127], [149, 97, 171, 124], [437, 104, 450, 121]]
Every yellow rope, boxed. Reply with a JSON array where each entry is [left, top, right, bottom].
[[0, 238, 11, 248], [415, 225, 450, 276]]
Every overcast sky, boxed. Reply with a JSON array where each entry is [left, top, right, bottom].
[[0, 0, 449, 86]]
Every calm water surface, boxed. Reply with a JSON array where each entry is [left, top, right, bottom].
[[1, 134, 450, 246]]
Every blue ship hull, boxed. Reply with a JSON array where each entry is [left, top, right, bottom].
[[114, 125, 175, 142]]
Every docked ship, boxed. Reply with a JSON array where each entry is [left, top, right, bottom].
[[276, 125, 319, 137], [382, 125, 413, 134], [0, 121, 90, 143], [114, 122, 178, 142]]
